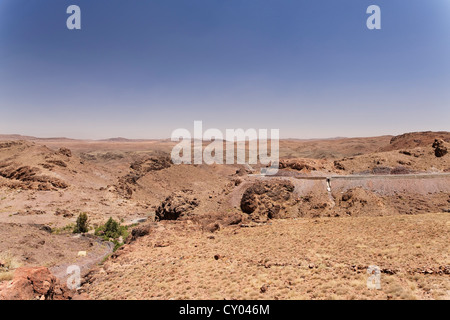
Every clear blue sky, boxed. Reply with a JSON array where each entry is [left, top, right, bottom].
[[0, 0, 449, 139]]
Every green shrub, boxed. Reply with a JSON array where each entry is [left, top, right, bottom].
[[52, 223, 75, 235], [73, 212, 89, 233], [95, 217, 129, 251]]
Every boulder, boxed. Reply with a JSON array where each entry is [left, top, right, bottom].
[[240, 180, 295, 220], [155, 192, 199, 221], [126, 224, 151, 243], [432, 139, 448, 157], [0, 267, 75, 300]]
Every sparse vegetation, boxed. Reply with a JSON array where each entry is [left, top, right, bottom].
[[73, 212, 89, 233], [95, 217, 129, 251], [0, 271, 14, 282], [52, 223, 75, 235], [0, 253, 22, 282]]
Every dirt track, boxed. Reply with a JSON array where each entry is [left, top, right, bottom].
[[50, 239, 114, 284], [243, 172, 450, 196]]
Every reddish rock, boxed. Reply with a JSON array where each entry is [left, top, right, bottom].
[[0, 267, 75, 300]]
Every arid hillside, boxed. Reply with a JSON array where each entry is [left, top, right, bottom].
[[0, 131, 449, 300]]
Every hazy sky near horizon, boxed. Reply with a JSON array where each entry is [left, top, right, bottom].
[[0, 0, 449, 139]]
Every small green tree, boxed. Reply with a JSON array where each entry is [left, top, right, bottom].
[[73, 212, 89, 233], [103, 217, 119, 238], [95, 217, 129, 251]]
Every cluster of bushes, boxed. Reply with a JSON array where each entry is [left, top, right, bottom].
[[52, 212, 88, 234], [69, 213, 129, 251], [94, 217, 129, 251]]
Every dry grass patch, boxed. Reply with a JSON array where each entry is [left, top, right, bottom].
[[86, 213, 449, 300]]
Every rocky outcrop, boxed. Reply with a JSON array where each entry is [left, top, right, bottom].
[[191, 212, 243, 232], [0, 163, 68, 190], [335, 187, 390, 217], [0, 267, 75, 300], [432, 139, 448, 158], [126, 224, 151, 243], [383, 131, 450, 152], [130, 156, 172, 173], [46, 160, 67, 168], [115, 174, 139, 199], [240, 181, 295, 220], [58, 148, 72, 157], [279, 159, 318, 171], [155, 191, 199, 221], [0, 141, 29, 150], [115, 155, 172, 199]]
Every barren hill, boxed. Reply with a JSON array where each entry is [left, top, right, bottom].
[[0, 131, 449, 300], [380, 131, 450, 152]]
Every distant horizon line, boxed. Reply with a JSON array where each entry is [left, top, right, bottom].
[[1, 131, 448, 142]]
